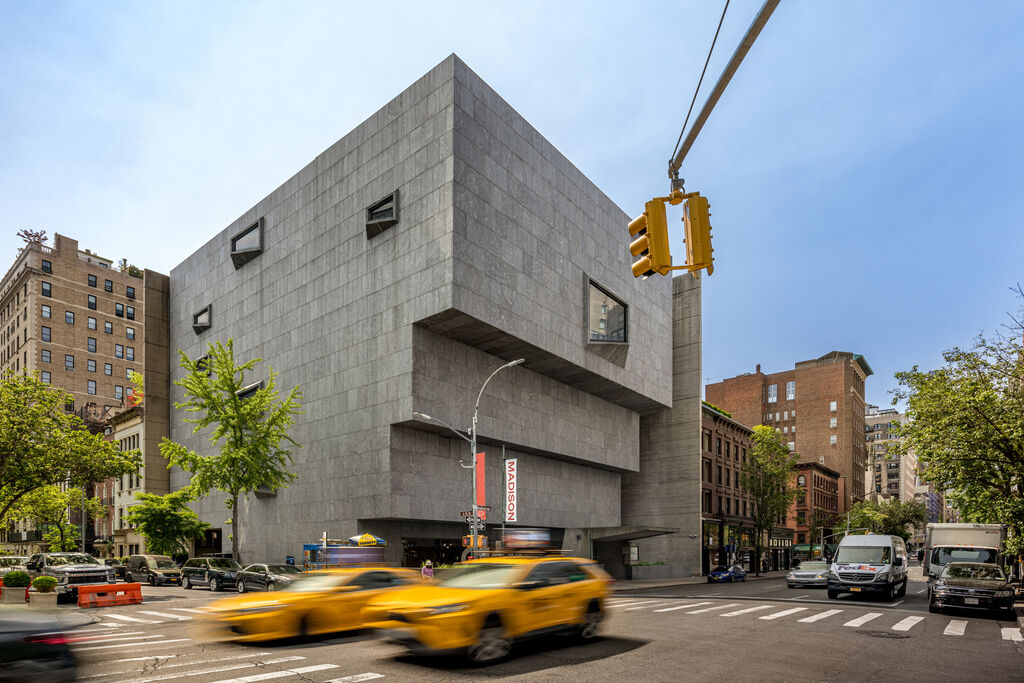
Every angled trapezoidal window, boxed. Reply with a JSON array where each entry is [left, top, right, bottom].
[[366, 189, 399, 238], [231, 218, 264, 268], [192, 304, 212, 334]]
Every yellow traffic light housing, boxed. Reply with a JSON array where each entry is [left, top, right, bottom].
[[628, 200, 671, 278], [683, 195, 714, 278]]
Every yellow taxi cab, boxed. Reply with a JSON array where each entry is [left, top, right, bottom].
[[363, 553, 612, 663], [199, 567, 418, 642]]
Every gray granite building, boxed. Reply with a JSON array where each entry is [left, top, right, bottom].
[[168, 55, 702, 576]]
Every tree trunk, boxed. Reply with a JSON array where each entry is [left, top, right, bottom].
[[232, 493, 240, 564]]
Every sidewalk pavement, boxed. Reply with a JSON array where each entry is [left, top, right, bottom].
[[612, 569, 790, 592]]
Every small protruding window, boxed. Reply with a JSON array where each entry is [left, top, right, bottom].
[[193, 305, 212, 334], [231, 218, 264, 269], [365, 190, 399, 238]]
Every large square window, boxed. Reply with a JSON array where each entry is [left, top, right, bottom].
[[231, 218, 264, 268], [588, 281, 626, 343], [193, 305, 212, 334]]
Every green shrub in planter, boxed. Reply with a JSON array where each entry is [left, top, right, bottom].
[[2, 570, 30, 588], [32, 576, 58, 593]]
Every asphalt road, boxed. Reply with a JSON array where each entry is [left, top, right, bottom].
[[60, 572, 1023, 683]]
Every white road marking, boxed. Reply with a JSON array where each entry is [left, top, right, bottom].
[[915, 588, 927, 594], [686, 603, 741, 614], [610, 600, 656, 608], [625, 602, 671, 611], [721, 605, 772, 617], [209, 664, 340, 683], [843, 612, 882, 628], [35, 625, 121, 636], [891, 616, 925, 632], [138, 610, 192, 620], [326, 676, 385, 683], [943, 620, 967, 636], [759, 607, 808, 620], [1001, 628, 1023, 642], [789, 594, 810, 600], [132, 657, 306, 683], [890, 600, 905, 607], [798, 609, 843, 623], [69, 634, 165, 645], [169, 607, 208, 613], [74, 638, 191, 652], [78, 652, 276, 679], [104, 614, 160, 624], [653, 602, 712, 613]]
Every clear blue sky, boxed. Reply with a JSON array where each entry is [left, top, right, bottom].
[[2, 1, 1022, 408]]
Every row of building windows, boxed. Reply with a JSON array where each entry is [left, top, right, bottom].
[[765, 380, 797, 403], [86, 273, 135, 299], [702, 492, 749, 517], [764, 409, 797, 422], [39, 349, 134, 376], [38, 370, 133, 398], [40, 282, 136, 318], [42, 307, 135, 337]]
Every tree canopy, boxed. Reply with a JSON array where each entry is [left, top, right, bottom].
[[892, 326, 1024, 555], [844, 499, 926, 541], [0, 374, 140, 523], [125, 488, 210, 557], [12, 485, 105, 552], [160, 340, 302, 563], [740, 425, 800, 574]]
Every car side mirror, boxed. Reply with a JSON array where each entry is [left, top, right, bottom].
[[893, 557, 903, 567]]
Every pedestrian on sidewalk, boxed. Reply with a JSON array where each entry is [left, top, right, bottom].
[[421, 560, 434, 580]]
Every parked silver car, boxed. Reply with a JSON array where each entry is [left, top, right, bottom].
[[0, 556, 28, 577], [787, 561, 829, 588]]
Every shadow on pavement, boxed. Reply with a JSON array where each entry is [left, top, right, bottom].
[[392, 635, 649, 676]]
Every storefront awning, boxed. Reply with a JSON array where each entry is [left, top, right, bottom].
[[589, 526, 679, 543]]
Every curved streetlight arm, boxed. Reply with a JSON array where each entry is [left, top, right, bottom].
[[470, 359, 525, 441], [412, 411, 472, 444]]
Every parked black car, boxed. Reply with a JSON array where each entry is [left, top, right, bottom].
[[181, 557, 242, 591], [103, 558, 127, 580], [24, 553, 116, 602], [126, 555, 182, 586], [929, 561, 1016, 614], [0, 610, 79, 682], [235, 563, 304, 592]]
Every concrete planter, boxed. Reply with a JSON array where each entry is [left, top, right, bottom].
[[0, 587, 27, 604], [29, 591, 58, 609]]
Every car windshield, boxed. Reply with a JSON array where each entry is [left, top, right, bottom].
[[154, 559, 177, 569], [437, 564, 521, 589], [47, 554, 99, 566], [942, 564, 1005, 581], [797, 562, 829, 570], [931, 547, 998, 566], [835, 546, 890, 564], [711, 566, 728, 572], [267, 564, 302, 574], [209, 559, 242, 570], [282, 573, 348, 592], [0, 557, 26, 567]]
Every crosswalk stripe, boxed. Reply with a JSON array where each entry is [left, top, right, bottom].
[[759, 607, 808, 621], [74, 638, 190, 652], [326, 675, 385, 683], [68, 634, 164, 645], [892, 616, 924, 632], [686, 603, 740, 614], [209, 664, 340, 683], [132, 657, 306, 683], [844, 612, 882, 627], [104, 614, 160, 623], [169, 607, 208, 614], [943, 620, 967, 636], [80, 652, 277, 678], [625, 602, 671, 611], [721, 605, 772, 617], [139, 610, 192, 620], [798, 609, 842, 623], [1001, 628, 1024, 642], [610, 600, 655, 608], [654, 602, 712, 613]]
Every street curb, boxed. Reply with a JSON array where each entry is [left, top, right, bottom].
[[612, 592, 905, 609], [612, 572, 788, 592]]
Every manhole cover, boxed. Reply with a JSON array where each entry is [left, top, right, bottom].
[[857, 630, 910, 639]]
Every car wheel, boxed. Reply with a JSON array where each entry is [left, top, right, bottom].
[[827, 589, 839, 600], [707, 577, 712, 583], [267, 582, 276, 592], [148, 574, 156, 586], [928, 601, 940, 614], [578, 600, 603, 641], [182, 576, 192, 590], [237, 580, 246, 593], [126, 573, 133, 584], [210, 577, 220, 592], [884, 585, 895, 602], [468, 614, 511, 664]]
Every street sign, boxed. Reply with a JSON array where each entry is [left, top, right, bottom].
[[460, 511, 475, 517], [476, 505, 492, 511]]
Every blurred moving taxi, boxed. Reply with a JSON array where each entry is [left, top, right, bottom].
[[364, 554, 612, 664], [200, 567, 417, 641]]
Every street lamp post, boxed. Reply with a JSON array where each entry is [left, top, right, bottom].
[[414, 358, 525, 560]]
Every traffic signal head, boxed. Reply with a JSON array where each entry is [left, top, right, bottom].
[[683, 195, 714, 277], [628, 199, 671, 278]]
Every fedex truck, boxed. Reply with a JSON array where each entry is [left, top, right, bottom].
[[924, 523, 1006, 593]]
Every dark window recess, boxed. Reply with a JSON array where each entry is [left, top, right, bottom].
[[230, 218, 264, 269], [115, 303, 124, 317], [88, 274, 97, 287], [193, 305, 212, 334], [195, 354, 211, 376], [365, 190, 399, 238], [237, 381, 263, 400], [88, 295, 97, 310], [126, 286, 135, 300], [126, 306, 134, 320], [41, 260, 52, 274], [105, 280, 113, 292], [42, 282, 51, 297]]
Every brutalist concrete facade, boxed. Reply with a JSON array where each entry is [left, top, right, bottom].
[[169, 56, 681, 565]]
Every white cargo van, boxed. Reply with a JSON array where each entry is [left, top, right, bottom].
[[827, 534, 908, 601]]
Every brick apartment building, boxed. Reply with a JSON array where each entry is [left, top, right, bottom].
[[705, 351, 872, 514], [789, 461, 840, 559], [0, 234, 170, 555], [864, 404, 917, 503]]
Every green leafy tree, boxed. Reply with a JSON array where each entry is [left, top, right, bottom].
[[125, 488, 210, 557], [160, 340, 302, 563], [740, 425, 800, 575], [15, 486, 105, 552], [892, 322, 1024, 558], [0, 374, 140, 523], [804, 509, 833, 560], [843, 499, 926, 540]]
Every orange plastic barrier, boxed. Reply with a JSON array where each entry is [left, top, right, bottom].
[[78, 582, 143, 608]]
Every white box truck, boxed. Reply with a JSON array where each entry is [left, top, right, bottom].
[[924, 523, 1005, 592]]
